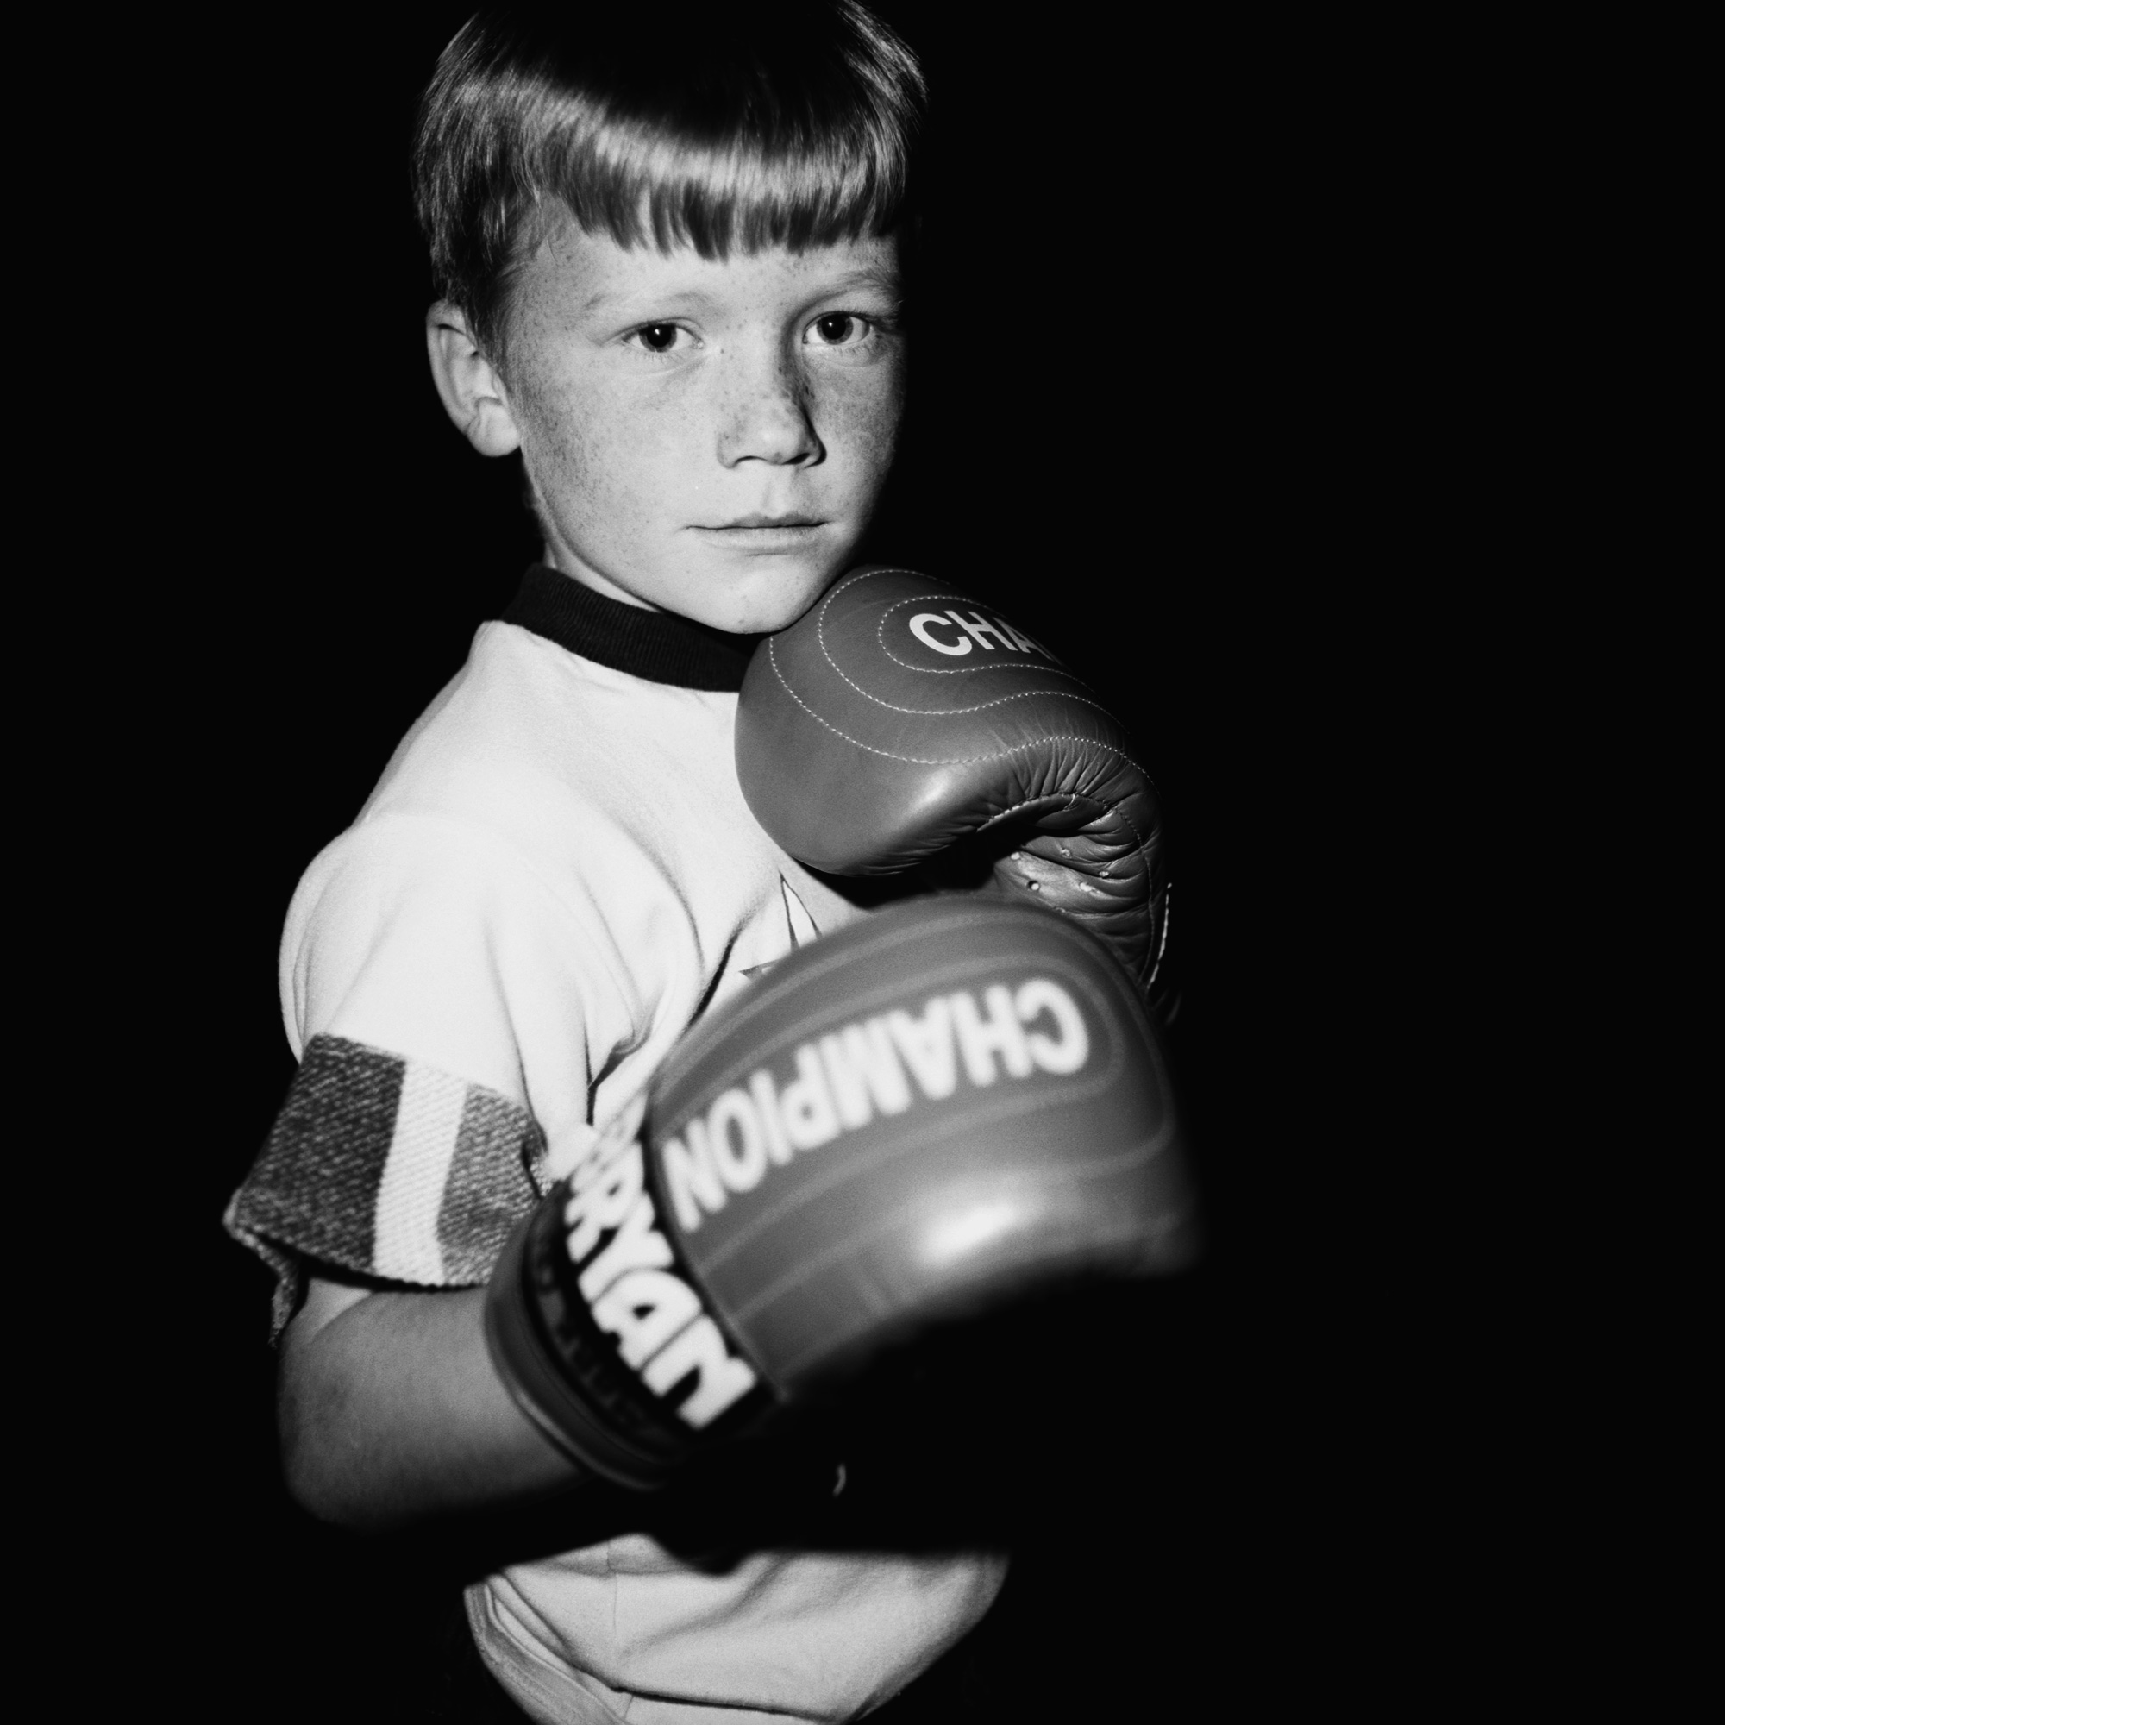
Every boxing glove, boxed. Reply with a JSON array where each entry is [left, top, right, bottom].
[[735, 568, 1170, 1005], [484, 894, 1195, 1489]]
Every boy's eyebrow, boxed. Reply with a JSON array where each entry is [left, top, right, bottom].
[[818, 264, 904, 301]]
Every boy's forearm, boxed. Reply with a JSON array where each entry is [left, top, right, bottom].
[[279, 1281, 582, 1530]]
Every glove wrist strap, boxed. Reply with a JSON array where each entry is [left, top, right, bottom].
[[483, 1198, 768, 1490]]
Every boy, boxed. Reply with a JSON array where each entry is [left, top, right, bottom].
[[225, 9, 1034, 1718]]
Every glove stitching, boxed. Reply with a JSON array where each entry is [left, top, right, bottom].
[[817, 568, 1106, 689], [767, 652, 1153, 777], [865, 595, 1096, 683], [818, 590, 1107, 709], [812, 596, 1117, 715], [832, 678, 1123, 722], [800, 573, 1166, 974], [764, 653, 1165, 970]]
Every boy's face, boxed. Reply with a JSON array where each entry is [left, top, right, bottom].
[[442, 212, 906, 634]]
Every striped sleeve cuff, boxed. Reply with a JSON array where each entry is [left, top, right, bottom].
[[224, 1036, 551, 1339]]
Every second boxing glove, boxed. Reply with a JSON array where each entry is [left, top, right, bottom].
[[735, 568, 1170, 1003], [483, 894, 1195, 1489]]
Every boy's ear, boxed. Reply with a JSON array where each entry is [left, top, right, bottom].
[[425, 301, 522, 457]]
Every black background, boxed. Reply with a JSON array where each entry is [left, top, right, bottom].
[[57, 6, 1412, 1717]]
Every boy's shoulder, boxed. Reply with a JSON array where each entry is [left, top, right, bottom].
[[276, 605, 823, 1135], [354, 609, 744, 869], [285, 587, 848, 1009]]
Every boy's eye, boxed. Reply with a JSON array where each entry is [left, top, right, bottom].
[[631, 323, 683, 354], [809, 313, 870, 346]]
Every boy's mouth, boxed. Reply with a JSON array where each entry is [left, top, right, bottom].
[[697, 515, 828, 554]]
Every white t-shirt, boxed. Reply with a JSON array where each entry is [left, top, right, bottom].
[[229, 571, 1006, 1722]]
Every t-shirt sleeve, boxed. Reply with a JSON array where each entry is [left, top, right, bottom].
[[225, 812, 637, 1339]]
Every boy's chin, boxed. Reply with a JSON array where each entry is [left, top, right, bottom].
[[672, 530, 861, 636], [672, 554, 844, 637]]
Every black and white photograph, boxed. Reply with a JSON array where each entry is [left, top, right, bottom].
[[43, 5, 1407, 1718]]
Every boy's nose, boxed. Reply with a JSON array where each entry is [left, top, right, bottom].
[[716, 352, 821, 467]]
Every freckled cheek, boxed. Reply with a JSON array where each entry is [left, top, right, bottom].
[[814, 367, 908, 491], [531, 386, 689, 530], [513, 381, 596, 506]]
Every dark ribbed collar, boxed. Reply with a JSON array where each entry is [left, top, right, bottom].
[[500, 563, 758, 691]]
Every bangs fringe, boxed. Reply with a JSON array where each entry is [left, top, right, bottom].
[[414, 6, 924, 353]]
